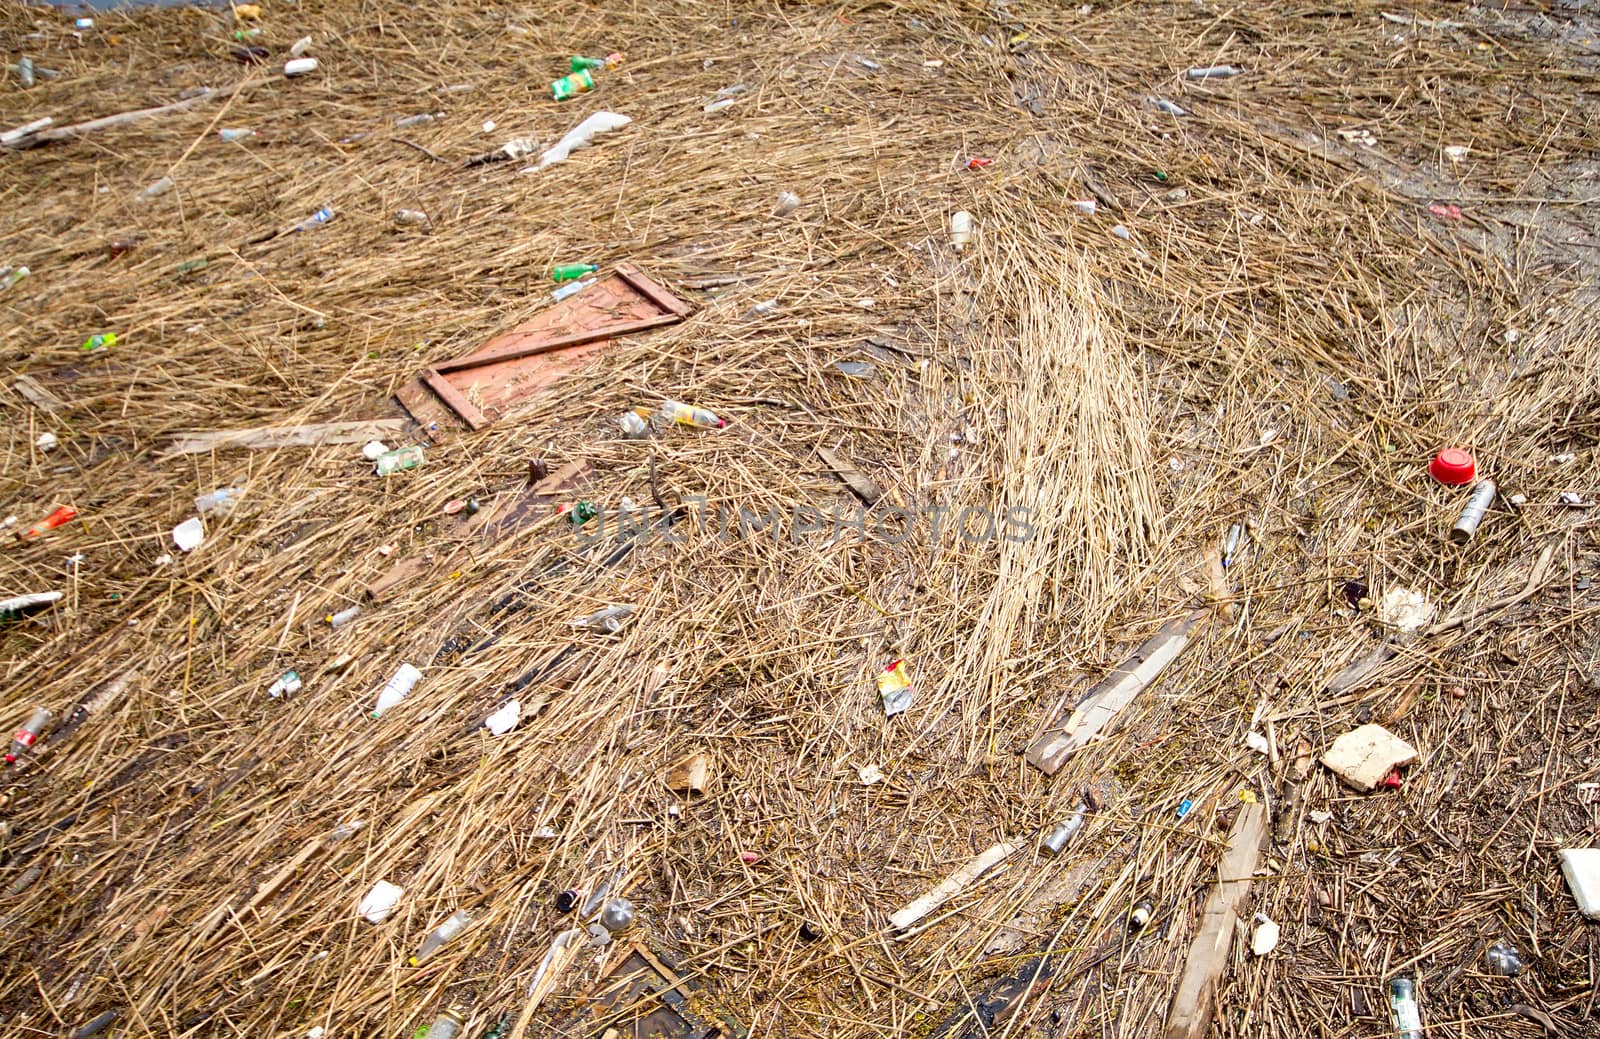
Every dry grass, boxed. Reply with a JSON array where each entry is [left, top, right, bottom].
[[2, 0, 1600, 1037]]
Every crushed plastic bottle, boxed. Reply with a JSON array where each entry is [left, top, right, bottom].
[[619, 410, 650, 439], [773, 190, 801, 216], [6, 707, 53, 763], [660, 400, 725, 429], [409, 909, 471, 966], [572, 605, 635, 633], [395, 209, 430, 226], [1486, 944, 1523, 976]]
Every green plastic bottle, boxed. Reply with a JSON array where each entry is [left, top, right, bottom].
[[551, 263, 598, 283], [80, 333, 117, 352], [550, 69, 594, 101], [569, 56, 606, 72]]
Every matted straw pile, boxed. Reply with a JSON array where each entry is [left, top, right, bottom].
[[2, 0, 1599, 1037]]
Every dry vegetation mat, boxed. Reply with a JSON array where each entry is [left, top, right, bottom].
[[2, 0, 1599, 1037]]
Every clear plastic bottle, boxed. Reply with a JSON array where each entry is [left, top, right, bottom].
[[7, 707, 53, 763], [409, 909, 471, 966], [418, 1009, 463, 1039], [290, 205, 335, 233], [660, 400, 725, 429], [1389, 978, 1422, 1038]]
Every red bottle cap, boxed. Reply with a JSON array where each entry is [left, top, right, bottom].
[[1429, 448, 1475, 485]]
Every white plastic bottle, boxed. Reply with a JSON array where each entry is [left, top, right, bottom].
[[373, 664, 422, 717]]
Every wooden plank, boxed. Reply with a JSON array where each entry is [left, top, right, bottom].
[[433, 314, 679, 373], [13, 374, 66, 413], [616, 263, 693, 317], [817, 446, 883, 506], [1026, 614, 1201, 775], [888, 842, 1018, 931], [420, 369, 487, 431], [1163, 804, 1268, 1039], [161, 419, 407, 456]]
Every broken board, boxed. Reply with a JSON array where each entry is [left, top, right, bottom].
[[396, 264, 691, 436]]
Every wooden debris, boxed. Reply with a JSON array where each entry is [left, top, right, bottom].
[[1320, 724, 1418, 791], [3, 90, 220, 150], [161, 419, 407, 456], [817, 446, 883, 505], [888, 842, 1018, 932], [665, 751, 710, 795], [1027, 613, 1202, 774], [12, 374, 66, 413], [1162, 803, 1268, 1039]]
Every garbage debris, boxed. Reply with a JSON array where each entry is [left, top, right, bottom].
[[1450, 480, 1497, 543], [877, 658, 913, 717], [1221, 523, 1243, 566], [858, 763, 884, 785], [484, 699, 522, 735], [327, 605, 361, 628], [532, 111, 631, 169], [81, 332, 117, 352], [284, 57, 319, 78], [1186, 65, 1243, 79], [704, 84, 746, 113], [1377, 587, 1433, 632], [0, 590, 64, 621], [218, 128, 256, 143], [17, 505, 77, 541], [376, 444, 424, 475], [34, 431, 57, 452], [1250, 913, 1280, 955], [417, 1009, 463, 1038], [552, 262, 598, 282], [1560, 848, 1600, 920], [267, 671, 302, 698], [951, 209, 974, 250], [172, 517, 204, 553], [1321, 724, 1418, 792], [1486, 943, 1523, 976], [661, 400, 724, 429], [6, 707, 53, 764], [1040, 802, 1087, 855], [289, 205, 336, 234], [665, 751, 710, 794], [773, 190, 800, 216], [889, 842, 1018, 930], [409, 909, 471, 966], [1150, 97, 1189, 116], [1129, 898, 1154, 929], [550, 70, 596, 101], [373, 664, 423, 717], [358, 879, 404, 923], [552, 276, 594, 301], [1388, 978, 1422, 1039]]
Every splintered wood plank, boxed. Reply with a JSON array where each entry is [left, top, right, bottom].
[[817, 446, 883, 505], [162, 419, 407, 456], [1163, 804, 1268, 1039]]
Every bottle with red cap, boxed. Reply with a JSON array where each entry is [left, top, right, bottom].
[[1429, 448, 1476, 486], [7, 707, 53, 764]]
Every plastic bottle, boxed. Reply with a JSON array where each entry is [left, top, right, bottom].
[[219, 128, 256, 143], [81, 333, 117, 352], [373, 664, 423, 717], [395, 209, 430, 226], [7, 708, 53, 763], [327, 605, 361, 628], [1486, 944, 1522, 976], [376, 444, 424, 476], [289, 36, 313, 57], [2, 266, 29, 290], [139, 177, 175, 201], [284, 57, 319, 77], [17, 56, 33, 89], [1186, 65, 1243, 79], [550, 69, 595, 101], [232, 28, 263, 41], [1150, 97, 1189, 116], [552, 277, 594, 302], [569, 53, 623, 72], [290, 205, 336, 233], [773, 191, 801, 216], [267, 671, 302, 698], [1389, 978, 1421, 1038], [660, 400, 725, 429], [419, 1009, 464, 1039], [409, 909, 471, 966], [1129, 898, 1154, 930], [195, 487, 242, 515], [395, 112, 442, 129], [552, 263, 598, 283]]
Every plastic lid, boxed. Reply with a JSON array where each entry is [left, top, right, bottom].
[[1429, 448, 1475, 485]]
